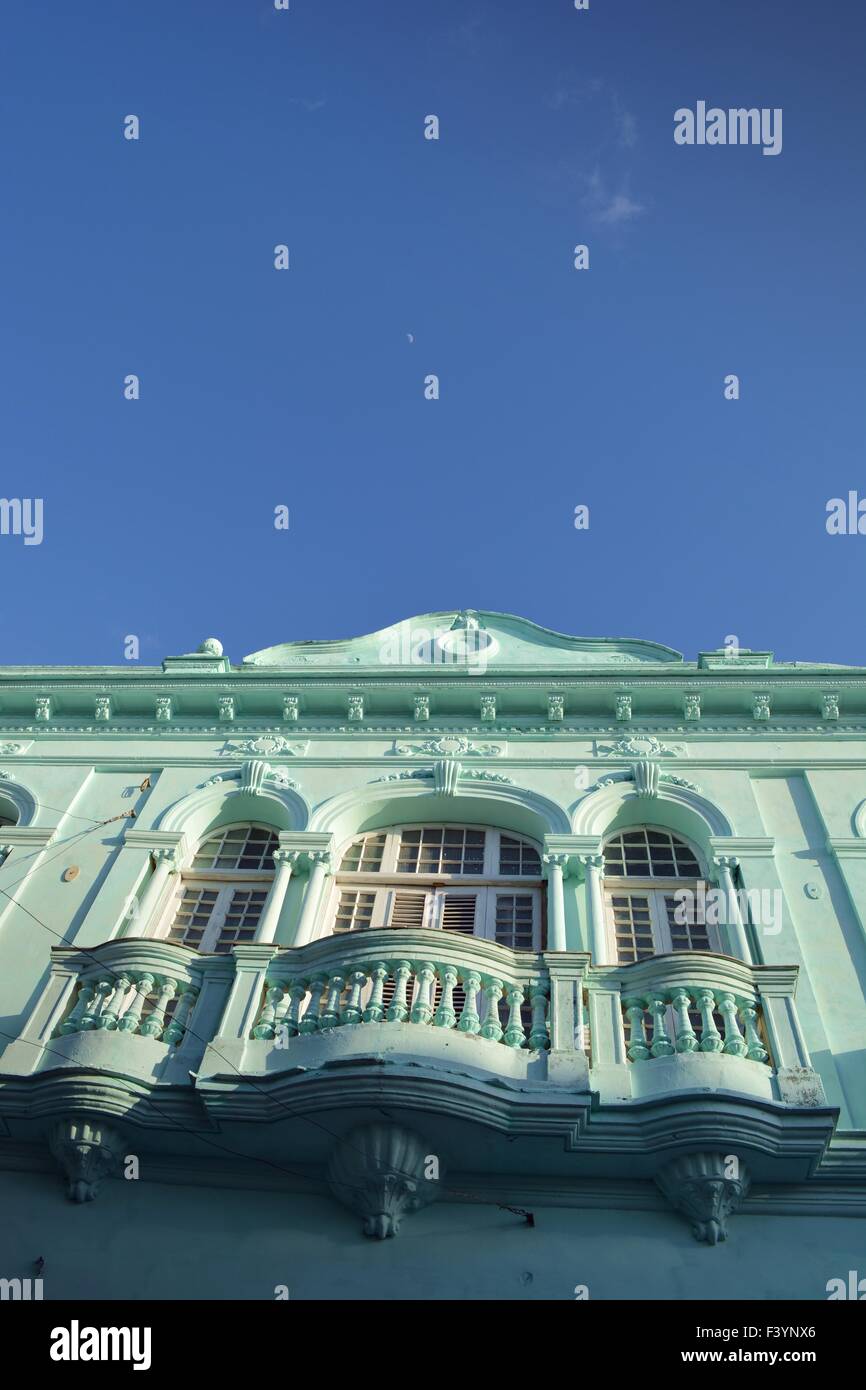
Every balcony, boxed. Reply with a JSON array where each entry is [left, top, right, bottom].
[[0, 933, 837, 1205]]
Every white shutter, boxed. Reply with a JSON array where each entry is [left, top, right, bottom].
[[388, 891, 429, 929], [439, 893, 479, 935]]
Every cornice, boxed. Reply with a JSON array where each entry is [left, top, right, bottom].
[[6, 720, 866, 739], [3, 670, 866, 687], [826, 838, 866, 860], [0, 826, 56, 848]]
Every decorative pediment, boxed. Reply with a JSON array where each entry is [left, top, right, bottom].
[[242, 610, 684, 670]]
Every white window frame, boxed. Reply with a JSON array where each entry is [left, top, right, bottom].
[[329, 883, 541, 945], [327, 825, 544, 948], [602, 827, 716, 962], [164, 880, 273, 953], [604, 882, 723, 960], [156, 823, 277, 952], [336, 825, 542, 880]]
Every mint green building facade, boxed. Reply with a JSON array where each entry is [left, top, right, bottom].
[[0, 611, 864, 1300]]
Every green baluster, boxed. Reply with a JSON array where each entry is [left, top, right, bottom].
[[343, 970, 368, 1025], [528, 980, 550, 1050], [140, 978, 177, 1038], [117, 974, 156, 1034], [386, 962, 413, 1022], [298, 975, 328, 1033], [362, 963, 388, 1022], [59, 981, 95, 1036], [80, 978, 112, 1031], [458, 971, 482, 1034], [410, 962, 436, 1025], [272, 981, 292, 1036], [671, 988, 698, 1053], [253, 983, 284, 1039], [319, 973, 345, 1029], [503, 983, 526, 1048], [741, 1005, 768, 1063], [285, 980, 309, 1035], [433, 965, 458, 1029], [163, 986, 198, 1045], [649, 994, 674, 1057], [624, 998, 650, 1061], [697, 989, 723, 1053], [98, 974, 132, 1031], [480, 978, 504, 1042], [718, 992, 748, 1057]]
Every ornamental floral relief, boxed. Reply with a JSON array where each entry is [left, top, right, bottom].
[[595, 735, 685, 759], [220, 737, 310, 757], [391, 736, 505, 758]]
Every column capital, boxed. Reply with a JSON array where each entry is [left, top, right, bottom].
[[304, 850, 334, 874], [713, 854, 739, 872], [579, 852, 605, 872], [274, 832, 335, 874], [542, 852, 570, 878], [272, 848, 302, 869], [152, 846, 180, 869]]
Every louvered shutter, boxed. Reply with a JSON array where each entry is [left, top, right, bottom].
[[439, 893, 479, 935], [388, 891, 429, 929]]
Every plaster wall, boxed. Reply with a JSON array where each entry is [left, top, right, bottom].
[[0, 1169, 860, 1301]]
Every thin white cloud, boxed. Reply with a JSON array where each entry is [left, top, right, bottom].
[[582, 169, 645, 225], [613, 96, 638, 150]]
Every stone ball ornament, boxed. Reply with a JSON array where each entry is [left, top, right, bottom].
[[198, 638, 224, 656]]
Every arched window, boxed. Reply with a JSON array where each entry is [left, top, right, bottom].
[[330, 825, 543, 949], [163, 824, 278, 953], [0, 816, 16, 829], [603, 827, 713, 963]]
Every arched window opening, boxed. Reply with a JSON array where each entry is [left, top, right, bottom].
[[330, 824, 543, 949], [164, 824, 278, 953], [603, 827, 711, 963]]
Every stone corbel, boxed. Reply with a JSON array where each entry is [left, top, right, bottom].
[[327, 1124, 443, 1238], [655, 1152, 751, 1244], [48, 1115, 126, 1203]]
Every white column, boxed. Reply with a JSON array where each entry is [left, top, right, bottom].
[[135, 849, 177, 932], [255, 850, 298, 944], [581, 853, 608, 963], [543, 854, 568, 951], [291, 853, 331, 947], [714, 856, 752, 963]]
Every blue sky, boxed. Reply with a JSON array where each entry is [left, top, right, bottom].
[[2, 0, 864, 667]]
